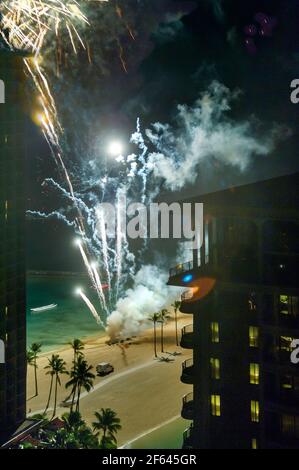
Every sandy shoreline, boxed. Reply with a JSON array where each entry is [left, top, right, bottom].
[[27, 311, 193, 447]]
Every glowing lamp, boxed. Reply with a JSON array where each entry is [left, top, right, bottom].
[[182, 273, 193, 283]]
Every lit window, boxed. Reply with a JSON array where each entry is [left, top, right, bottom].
[[211, 395, 221, 416], [281, 375, 293, 390], [251, 400, 259, 423], [282, 415, 299, 438], [210, 358, 220, 380], [249, 326, 259, 348], [280, 336, 294, 353], [251, 438, 258, 449], [250, 364, 260, 385], [280, 295, 299, 317], [211, 322, 220, 343]]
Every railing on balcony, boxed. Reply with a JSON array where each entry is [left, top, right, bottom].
[[169, 260, 193, 278], [182, 324, 193, 335], [182, 358, 194, 370], [180, 324, 194, 349], [181, 289, 194, 301], [182, 424, 194, 449], [181, 392, 194, 420], [181, 358, 194, 384]]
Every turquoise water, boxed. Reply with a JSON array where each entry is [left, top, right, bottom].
[[27, 275, 105, 352], [27, 276, 185, 449], [129, 418, 186, 449]]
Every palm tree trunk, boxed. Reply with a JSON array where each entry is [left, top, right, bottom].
[[44, 375, 53, 414], [161, 322, 164, 353], [76, 385, 81, 412], [175, 309, 179, 346], [154, 322, 157, 357], [51, 375, 58, 420], [65, 384, 75, 403], [70, 384, 77, 412], [101, 428, 107, 448], [34, 358, 38, 396]]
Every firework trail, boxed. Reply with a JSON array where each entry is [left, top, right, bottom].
[[0, 1, 178, 336], [91, 262, 109, 315], [78, 289, 105, 328], [0, 0, 117, 324], [96, 206, 112, 298]]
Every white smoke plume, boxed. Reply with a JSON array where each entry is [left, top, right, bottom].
[[146, 81, 289, 190], [106, 265, 181, 340]]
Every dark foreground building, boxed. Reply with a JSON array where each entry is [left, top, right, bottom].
[[0, 47, 28, 443], [168, 173, 299, 449]]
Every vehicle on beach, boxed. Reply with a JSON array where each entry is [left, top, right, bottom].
[[30, 304, 57, 313], [96, 362, 114, 377]]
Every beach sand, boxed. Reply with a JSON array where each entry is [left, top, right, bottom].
[[27, 311, 193, 447]]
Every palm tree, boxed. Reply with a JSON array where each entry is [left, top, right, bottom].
[[61, 411, 99, 449], [29, 342, 42, 396], [62, 411, 84, 432], [66, 355, 95, 412], [64, 339, 85, 402], [44, 354, 68, 418], [171, 300, 181, 346], [26, 350, 35, 368], [26, 350, 35, 398], [148, 312, 161, 358], [68, 338, 84, 363], [52, 355, 68, 419], [159, 309, 171, 353], [92, 408, 121, 448], [44, 355, 55, 415]]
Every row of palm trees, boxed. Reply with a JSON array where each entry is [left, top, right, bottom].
[[26, 339, 122, 448], [148, 300, 181, 358]]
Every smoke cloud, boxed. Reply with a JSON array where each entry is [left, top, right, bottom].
[[146, 81, 289, 191], [106, 264, 181, 340]]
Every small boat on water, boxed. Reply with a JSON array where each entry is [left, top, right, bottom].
[[30, 304, 57, 314]]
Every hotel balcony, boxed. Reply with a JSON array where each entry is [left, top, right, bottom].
[[180, 289, 199, 314], [181, 358, 194, 384], [168, 245, 262, 288], [181, 392, 194, 420], [180, 324, 194, 349], [168, 259, 210, 287], [169, 260, 194, 279], [182, 424, 194, 449]]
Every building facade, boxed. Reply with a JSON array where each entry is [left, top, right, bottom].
[[168, 173, 299, 449], [0, 48, 27, 443]]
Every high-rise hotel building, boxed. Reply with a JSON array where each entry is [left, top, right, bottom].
[[0, 47, 27, 443], [168, 173, 299, 449]]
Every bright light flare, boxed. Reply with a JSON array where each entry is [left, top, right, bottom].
[[107, 141, 123, 157], [74, 237, 82, 246]]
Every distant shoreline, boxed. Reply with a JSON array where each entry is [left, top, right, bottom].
[[27, 270, 88, 278]]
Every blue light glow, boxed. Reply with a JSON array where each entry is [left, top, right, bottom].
[[182, 274, 193, 283]]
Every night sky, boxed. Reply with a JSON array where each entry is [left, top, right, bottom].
[[26, 0, 299, 271]]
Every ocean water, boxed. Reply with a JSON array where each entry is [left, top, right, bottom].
[[27, 275, 105, 352], [128, 418, 187, 449]]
